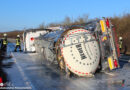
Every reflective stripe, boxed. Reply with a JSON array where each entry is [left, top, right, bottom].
[[108, 57, 115, 70], [119, 41, 122, 48], [100, 20, 107, 33], [3, 39, 7, 45], [16, 38, 20, 45]]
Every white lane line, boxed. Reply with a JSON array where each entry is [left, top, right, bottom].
[[104, 72, 116, 76], [119, 59, 130, 62], [11, 52, 34, 90]]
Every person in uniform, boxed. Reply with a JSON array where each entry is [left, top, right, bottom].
[[14, 35, 22, 52], [0, 33, 8, 52]]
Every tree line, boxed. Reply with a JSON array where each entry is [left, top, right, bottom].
[[0, 13, 129, 54]]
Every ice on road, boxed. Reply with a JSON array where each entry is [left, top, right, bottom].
[[2, 43, 130, 90]]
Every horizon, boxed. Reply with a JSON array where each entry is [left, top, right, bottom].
[[0, 0, 130, 32]]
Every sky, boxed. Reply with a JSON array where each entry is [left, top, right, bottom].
[[0, 0, 130, 32]]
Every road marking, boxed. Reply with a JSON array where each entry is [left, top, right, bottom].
[[11, 52, 34, 90], [104, 72, 116, 76], [119, 59, 130, 62]]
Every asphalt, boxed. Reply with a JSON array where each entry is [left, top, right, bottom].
[[0, 43, 130, 90]]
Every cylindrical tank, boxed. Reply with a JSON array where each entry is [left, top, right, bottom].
[[34, 28, 100, 77], [23, 29, 48, 52], [33, 19, 120, 77]]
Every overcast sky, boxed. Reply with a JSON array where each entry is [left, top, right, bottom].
[[0, 0, 130, 32]]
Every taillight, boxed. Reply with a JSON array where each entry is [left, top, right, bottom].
[[30, 37, 34, 41], [114, 59, 118, 68], [106, 18, 110, 28]]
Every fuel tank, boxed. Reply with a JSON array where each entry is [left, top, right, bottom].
[[57, 29, 100, 76], [34, 28, 100, 77], [34, 18, 120, 77]]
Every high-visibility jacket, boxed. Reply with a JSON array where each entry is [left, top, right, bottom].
[[2, 38, 8, 45], [16, 38, 21, 45], [119, 40, 122, 49]]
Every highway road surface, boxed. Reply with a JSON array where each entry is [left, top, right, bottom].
[[0, 43, 130, 90]]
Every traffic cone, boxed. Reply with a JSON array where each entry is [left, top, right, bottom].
[[0, 77, 4, 87]]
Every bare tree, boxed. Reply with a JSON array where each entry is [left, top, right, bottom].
[[74, 14, 89, 24], [39, 22, 45, 29], [62, 16, 72, 26], [48, 23, 58, 27]]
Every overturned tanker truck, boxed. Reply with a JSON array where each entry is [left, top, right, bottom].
[[34, 18, 120, 77]]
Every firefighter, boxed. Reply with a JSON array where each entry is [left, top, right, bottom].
[[14, 35, 22, 52], [119, 36, 123, 51], [0, 33, 8, 52]]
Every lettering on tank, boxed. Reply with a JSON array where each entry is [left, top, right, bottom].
[[76, 44, 87, 60]]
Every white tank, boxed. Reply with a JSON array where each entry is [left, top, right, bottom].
[[60, 29, 100, 76], [34, 28, 100, 77], [23, 29, 48, 52]]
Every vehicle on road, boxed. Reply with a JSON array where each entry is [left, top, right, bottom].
[[31, 18, 120, 77]]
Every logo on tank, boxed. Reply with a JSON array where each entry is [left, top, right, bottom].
[[76, 44, 87, 60]]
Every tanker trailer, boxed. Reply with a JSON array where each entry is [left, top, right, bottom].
[[34, 18, 120, 77]]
